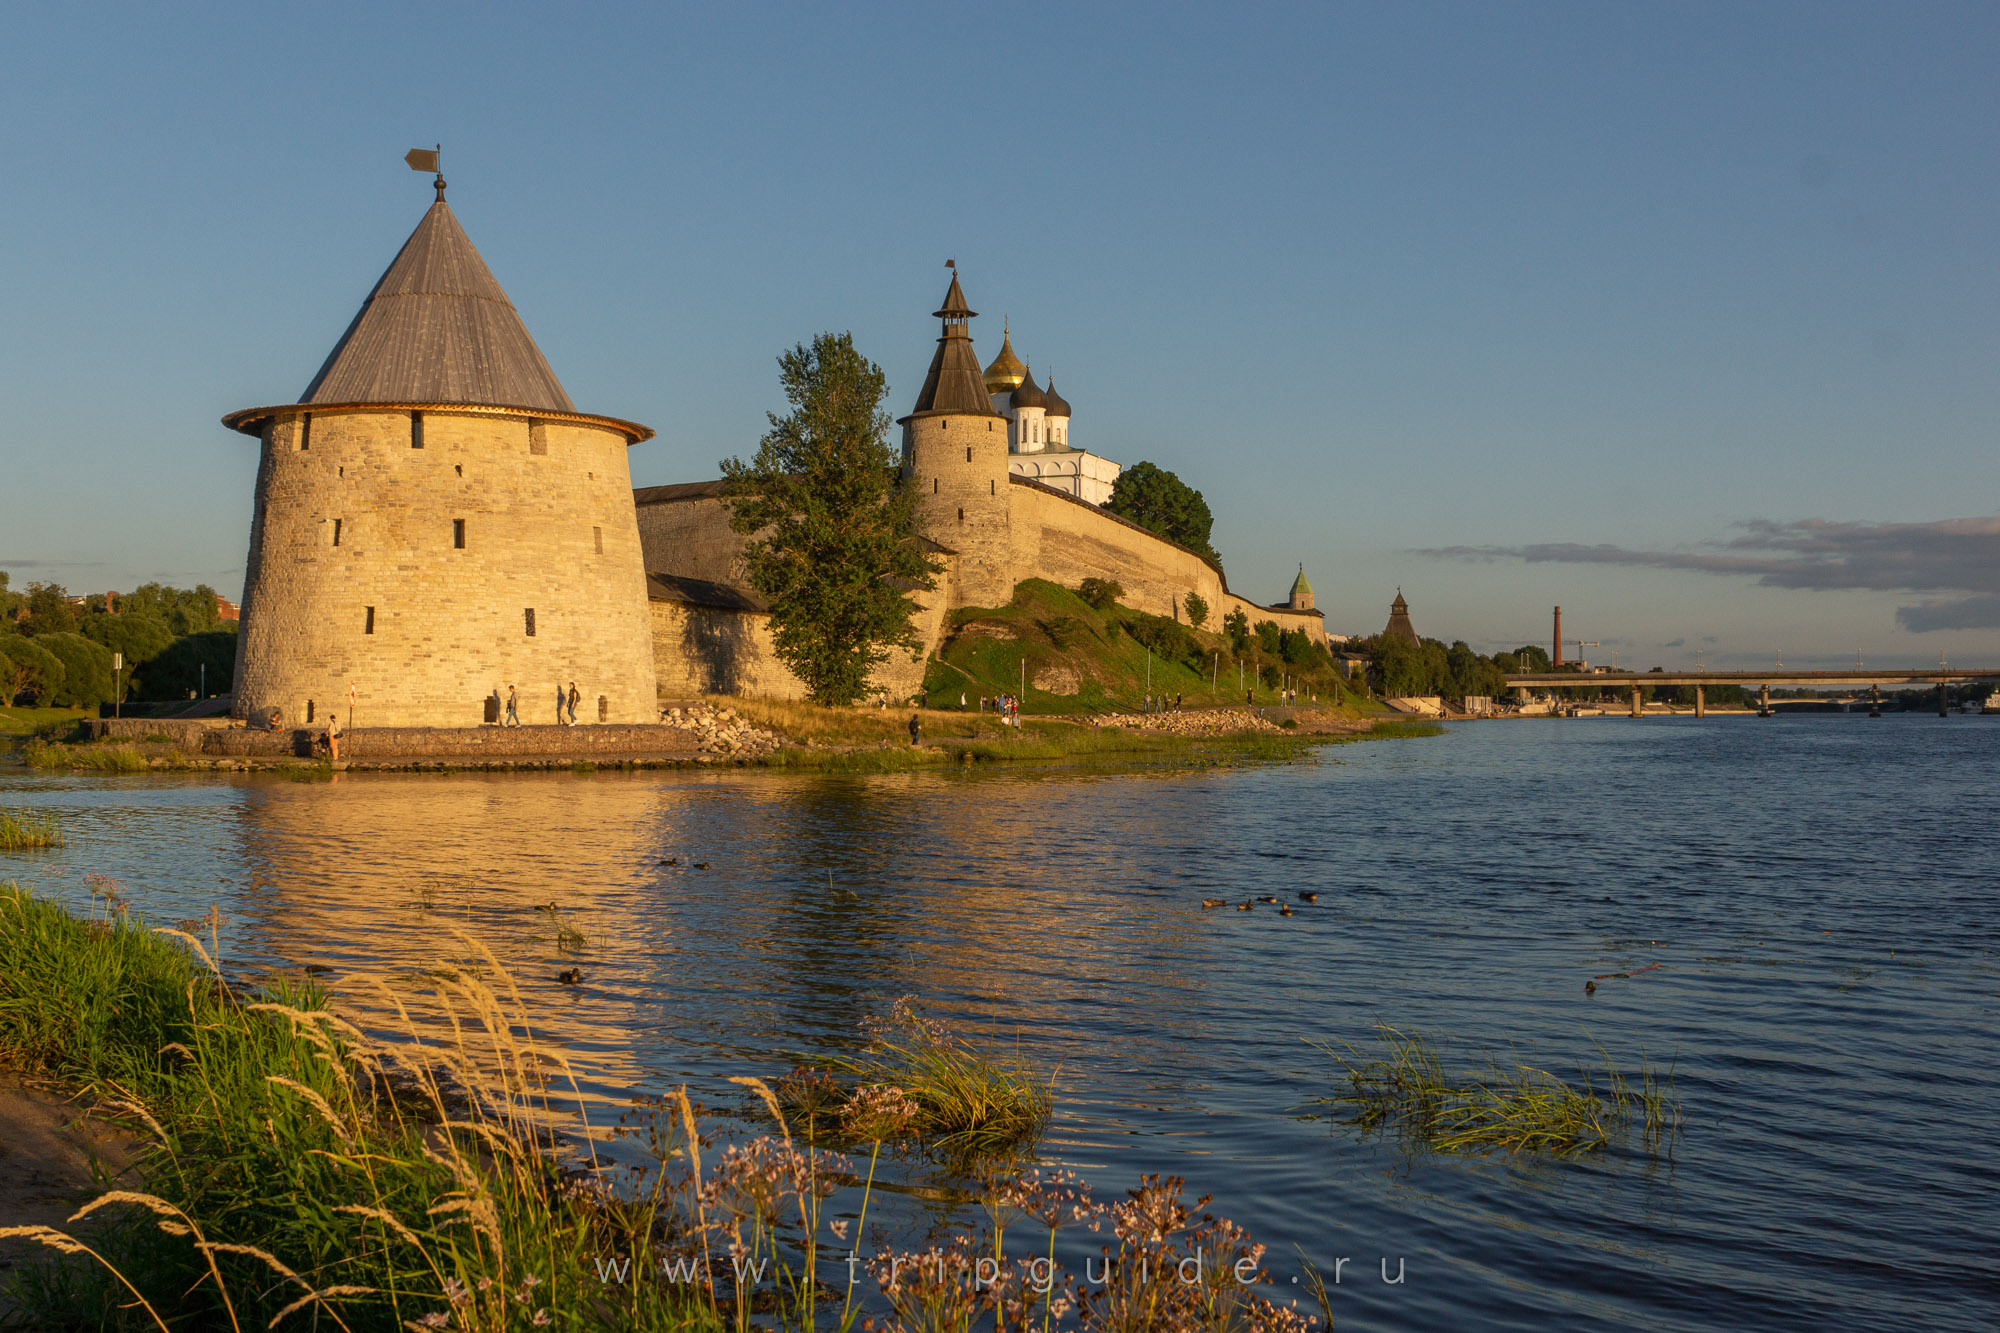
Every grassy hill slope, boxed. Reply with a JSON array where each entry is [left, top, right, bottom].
[[919, 579, 1371, 717]]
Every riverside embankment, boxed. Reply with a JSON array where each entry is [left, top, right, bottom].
[[15, 698, 1407, 774]]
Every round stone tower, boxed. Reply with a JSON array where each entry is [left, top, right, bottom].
[[222, 177, 660, 728], [899, 273, 1011, 608]]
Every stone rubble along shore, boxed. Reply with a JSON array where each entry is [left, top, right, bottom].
[[658, 703, 785, 758], [1117, 705, 1363, 737]]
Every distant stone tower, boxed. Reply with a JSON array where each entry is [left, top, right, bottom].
[[1288, 565, 1315, 612], [1383, 589, 1420, 645], [222, 177, 659, 728], [899, 272, 1010, 607]]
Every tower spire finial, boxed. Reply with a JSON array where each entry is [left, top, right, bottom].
[[405, 144, 445, 201]]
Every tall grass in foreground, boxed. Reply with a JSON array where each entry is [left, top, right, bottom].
[[0, 807, 64, 851], [1311, 1025, 1681, 1157], [0, 886, 1320, 1332]]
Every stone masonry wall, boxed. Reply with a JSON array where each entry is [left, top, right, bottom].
[[234, 408, 659, 728], [1004, 479, 1328, 644]]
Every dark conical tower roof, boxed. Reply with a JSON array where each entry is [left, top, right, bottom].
[[300, 201, 575, 412], [905, 271, 1003, 419], [1383, 589, 1419, 645]]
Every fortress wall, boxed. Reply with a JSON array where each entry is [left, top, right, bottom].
[[644, 550, 954, 703], [1004, 479, 1327, 644], [634, 490, 747, 585], [234, 409, 658, 728]]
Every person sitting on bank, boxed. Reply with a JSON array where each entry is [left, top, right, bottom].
[[267, 705, 285, 731]]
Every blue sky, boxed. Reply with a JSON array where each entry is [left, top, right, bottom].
[[3, 2, 1997, 667]]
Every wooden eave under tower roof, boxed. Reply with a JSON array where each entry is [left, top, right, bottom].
[[222, 197, 653, 443], [901, 272, 1003, 421]]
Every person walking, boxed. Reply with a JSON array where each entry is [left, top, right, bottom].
[[908, 713, 922, 746], [567, 682, 581, 725], [327, 714, 342, 763], [505, 685, 520, 727]]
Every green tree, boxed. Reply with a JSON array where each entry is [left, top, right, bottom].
[[141, 630, 237, 701], [1077, 577, 1124, 611], [35, 632, 114, 709], [80, 614, 177, 699], [721, 332, 938, 706], [1183, 590, 1208, 629], [117, 583, 222, 635], [1254, 620, 1283, 655], [0, 635, 65, 704], [22, 582, 76, 637], [0, 572, 21, 625], [1221, 607, 1250, 653], [1105, 462, 1218, 562], [1511, 644, 1553, 673]]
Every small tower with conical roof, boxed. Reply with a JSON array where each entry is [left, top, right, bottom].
[[1383, 589, 1419, 645], [223, 183, 660, 728], [1288, 565, 1314, 612], [899, 272, 1010, 607]]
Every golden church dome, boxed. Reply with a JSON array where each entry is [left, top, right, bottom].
[[983, 325, 1026, 393]]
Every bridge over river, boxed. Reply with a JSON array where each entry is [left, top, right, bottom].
[[1502, 668, 2000, 717]]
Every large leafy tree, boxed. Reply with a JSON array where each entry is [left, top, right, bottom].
[[721, 332, 939, 706], [1105, 462, 1218, 563], [22, 582, 76, 636]]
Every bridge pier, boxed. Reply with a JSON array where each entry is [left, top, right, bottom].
[[1939, 683, 1949, 718], [1630, 684, 1643, 718], [1759, 684, 1772, 717], [1695, 684, 1706, 718], [1870, 683, 1881, 718]]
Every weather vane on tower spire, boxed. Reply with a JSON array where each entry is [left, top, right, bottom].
[[405, 144, 445, 201]]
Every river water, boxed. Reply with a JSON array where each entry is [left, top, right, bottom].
[[2, 717, 1995, 1330]]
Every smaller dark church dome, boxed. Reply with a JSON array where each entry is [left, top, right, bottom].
[[1010, 364, 1047, 411], [1043, 376, 1071, 418]]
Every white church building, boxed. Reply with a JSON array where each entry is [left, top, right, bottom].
[[981, 323, 1123, 505]]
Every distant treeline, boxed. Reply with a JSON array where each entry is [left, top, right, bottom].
[[0, 574, 237, 710]]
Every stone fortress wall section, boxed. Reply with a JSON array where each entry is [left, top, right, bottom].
[[233, 408, 659, 728], [1004, 476, 1328, 644], [631, 470, 1323, 701]]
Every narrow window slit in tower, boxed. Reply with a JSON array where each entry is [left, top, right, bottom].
[[364, 606, 375, 635], [453, 519, 466, 549], [933, 478, 938, 494], [455, 464, 463, 477], [597, 695, 607, 722], [958, 508, 964, 521], [966, 446, 972, 462], [306, 700, 315, 724], [332, 518, 342, 547], [529, 421, 548, 455], [990, 479, 995, 495], [298, 414, 312, 451], [593, 526, 603, 554], [411, 413, 424, 449], [524, 608, 536, 637]]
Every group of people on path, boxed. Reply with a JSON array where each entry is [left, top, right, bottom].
[[1143, 694, 1185, 714], [496, 682, 583, 726]]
